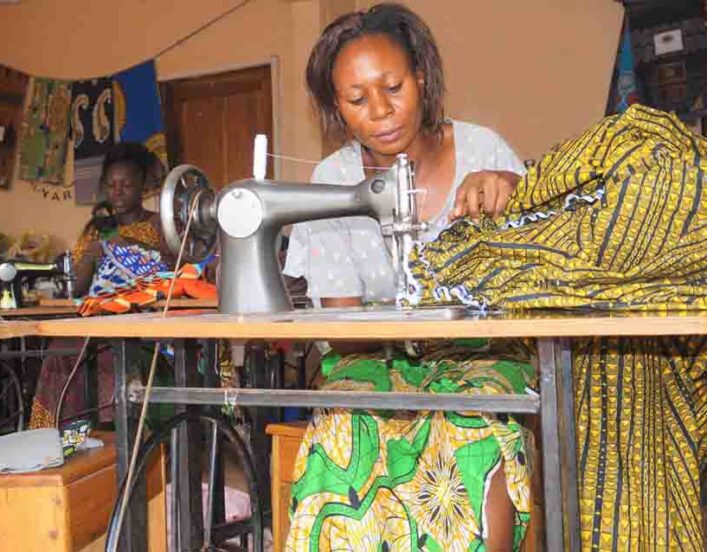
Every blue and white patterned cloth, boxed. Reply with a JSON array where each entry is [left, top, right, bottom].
[[88, 240, 167, 296]]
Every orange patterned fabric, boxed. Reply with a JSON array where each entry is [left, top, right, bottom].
[[77, 263, 216, 316]]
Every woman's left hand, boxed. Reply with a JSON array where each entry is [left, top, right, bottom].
[[450, 170, 520, 222]]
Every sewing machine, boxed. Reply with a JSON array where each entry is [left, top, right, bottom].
[[0, 252, 75, 309], [160, 137, 427, 315]]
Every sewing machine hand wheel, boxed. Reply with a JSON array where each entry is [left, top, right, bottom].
[[160, 165, 218, 264]]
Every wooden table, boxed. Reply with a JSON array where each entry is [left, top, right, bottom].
[[4, 306, 707, 552], [37, 297, 218, 310], [0, 305, 79, 318]]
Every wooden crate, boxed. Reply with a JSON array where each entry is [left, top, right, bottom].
[[0, 431, 166, 551]]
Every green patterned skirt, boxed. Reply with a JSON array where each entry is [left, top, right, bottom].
[[286, 341, 537, 551]]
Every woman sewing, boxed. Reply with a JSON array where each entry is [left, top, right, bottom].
[[29, 142, 172, 429], [285, 3, 707, 551], [283, 4, 532, 550]]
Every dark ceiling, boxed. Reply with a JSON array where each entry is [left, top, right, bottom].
[[621, 0, 705, 27]]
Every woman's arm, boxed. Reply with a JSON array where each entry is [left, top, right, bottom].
[[72, 232, 101, 297]]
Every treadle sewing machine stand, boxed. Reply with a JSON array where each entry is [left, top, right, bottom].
[[139, 328, 579, 552], [0, 145, 587, 551], [143, 145, 580, 552]]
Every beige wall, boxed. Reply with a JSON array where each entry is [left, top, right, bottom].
[[0, 0, 623, 252], [360, 0, 624, 161]]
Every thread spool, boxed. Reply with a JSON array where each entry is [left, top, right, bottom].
[[253, 134, 268, 180]]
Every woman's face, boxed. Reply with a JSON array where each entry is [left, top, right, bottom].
[[332, 33, 424, 158], [105, 161, 144, 215]]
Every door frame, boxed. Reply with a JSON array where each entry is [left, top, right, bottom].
[[158, 56, 282, 180]]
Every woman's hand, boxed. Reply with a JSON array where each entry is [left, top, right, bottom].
[[450, 170, 520, 222]]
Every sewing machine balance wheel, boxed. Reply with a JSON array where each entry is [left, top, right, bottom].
[[160, 164, 218, 264]]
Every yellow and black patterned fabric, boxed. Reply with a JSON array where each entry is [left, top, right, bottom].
[[408, 104, 707, 311], [409, 105, 707, 550]]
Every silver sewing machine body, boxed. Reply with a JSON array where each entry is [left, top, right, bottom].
[[160, 150, 426, 315]]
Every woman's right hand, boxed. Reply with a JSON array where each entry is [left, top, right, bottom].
[[450, 170, 520, 222]]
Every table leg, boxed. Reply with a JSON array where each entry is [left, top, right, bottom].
[[114, 339, 147, 552], [557, 338, 581, 549], [538, 337, 580, 552], [245, 342, 276, 519], [169, 426, 180, 551], [84, 341, 98, 426], [174, 338, 204, 550], [203, 340, 226, 528]]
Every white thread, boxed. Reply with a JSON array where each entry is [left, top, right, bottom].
[[265, 152, 389, 171]]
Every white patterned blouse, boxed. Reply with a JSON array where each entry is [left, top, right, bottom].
[[283, 120, 525, 303]]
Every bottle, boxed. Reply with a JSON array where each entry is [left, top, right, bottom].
[[1, 288, 16, 310]]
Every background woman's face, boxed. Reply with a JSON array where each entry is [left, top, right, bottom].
[[332, 33, 424, 157], [105, 161, 144, 215]]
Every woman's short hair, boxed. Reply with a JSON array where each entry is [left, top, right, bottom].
[[306, 2, 445, 142], [100, 142, 163, 190]]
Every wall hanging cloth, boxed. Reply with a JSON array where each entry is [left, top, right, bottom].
[[70, 77, 114, 160], [70, 77, 115, 204], [113, 60, 168, 170], [606, 16, 642, 115], [18, 78, 71, 184], [0, 65, 29, 188]]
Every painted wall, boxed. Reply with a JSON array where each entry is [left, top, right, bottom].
[[361, 0, 624, 161], [0, 0, 623, 251]]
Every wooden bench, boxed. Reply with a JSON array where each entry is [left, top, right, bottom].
[[0, 431, 166, 551]]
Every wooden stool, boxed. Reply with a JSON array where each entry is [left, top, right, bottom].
[[266, 422, 308, 552], [0, 431, 166, 551]]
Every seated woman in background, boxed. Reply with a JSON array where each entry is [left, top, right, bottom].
[[283, 4, 533, 551], [29, 142, 173, 429]]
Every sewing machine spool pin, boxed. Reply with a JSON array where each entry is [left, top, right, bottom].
[[160, 152, 425, 316]]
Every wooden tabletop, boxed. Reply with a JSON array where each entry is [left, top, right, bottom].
[[0, 298, 217, 338], [38, 297, 218, 309], [0, 320, 38, 340], [2, 306, 706, 340], [0, 306, 78, 318]]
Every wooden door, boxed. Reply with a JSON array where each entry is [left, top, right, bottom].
[[161, 65, 273, 189]]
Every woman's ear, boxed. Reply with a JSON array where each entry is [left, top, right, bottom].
[[416, 70, 425, 89]]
